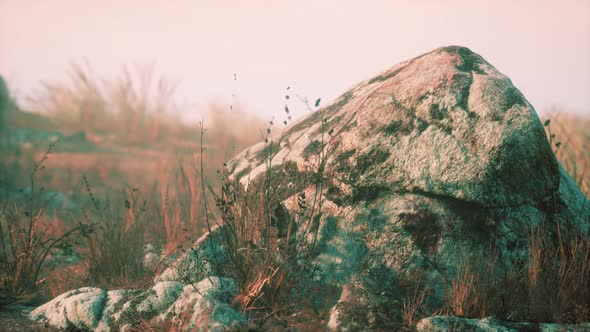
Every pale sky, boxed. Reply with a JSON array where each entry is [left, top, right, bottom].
[[1, 0, 589, 122]]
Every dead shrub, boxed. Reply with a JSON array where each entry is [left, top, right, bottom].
[[0, 147, 90, 300]]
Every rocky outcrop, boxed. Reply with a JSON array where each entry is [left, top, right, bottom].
[[30, 46, 589, 331]]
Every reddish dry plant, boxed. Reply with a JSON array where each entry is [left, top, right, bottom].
[[438, 221, 589, 325], [402, 284, 429, 328], [44, 264, 88, 299], [527, 222, 590, 323], [448, 263, 477, 317]]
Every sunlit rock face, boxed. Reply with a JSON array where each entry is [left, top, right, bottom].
[[229, 45, 560, 208], [31, 46, 589, 331]]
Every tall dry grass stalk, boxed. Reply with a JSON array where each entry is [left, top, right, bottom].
[[1, 64, 270, 305], [26, 62, 186, 143], [402, 283, 429, 328], [447, 263, 477, 317], [81, 177, 151, 288]]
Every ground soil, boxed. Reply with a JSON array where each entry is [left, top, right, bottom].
[[0, 306, 52, 332]]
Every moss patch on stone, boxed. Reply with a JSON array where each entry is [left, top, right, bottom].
[[401, 209, 442, 255], [445, 46, 486, 75], [354, 208, 388, 232], [246, 160, 314, 202], [381, 120, 404, 137], [256, 142, 279, 163], [356, 147, 391, 175], [303, 140, 322, 160], [234, 165, 253, 180], [351, 185, 391, 203], [503, 86, 527, 110], [325, 185, 346, 206]]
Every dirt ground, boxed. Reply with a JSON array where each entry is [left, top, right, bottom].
[[0, 306, 52, 332]]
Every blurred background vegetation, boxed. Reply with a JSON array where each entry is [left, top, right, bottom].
[[0, 67, 265, 300]]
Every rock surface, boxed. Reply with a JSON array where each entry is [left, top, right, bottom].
[[230, 46, 560, 208], [416, 316, 590, 332], [30, 277, 244, 331], [31, 46, 589, 331], [156, 225, 228, 285]]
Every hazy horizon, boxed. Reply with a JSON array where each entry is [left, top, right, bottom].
[[1, 0, 589, 122]]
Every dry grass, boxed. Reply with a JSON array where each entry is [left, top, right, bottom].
[[81, 178, 152, 289], [25, 62, 188, 143], [421, 111, 590, 326], [125, 304, 224, 332], [402, 283, 429, 328], [0, 148, 89, 299], [431, 220, 590, 325], [44, 264, 87, 299], [527, 222, 590, 323], [448, 263, 477, 317]]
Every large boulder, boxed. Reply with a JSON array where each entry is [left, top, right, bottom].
[[223, 46, 588, 329]]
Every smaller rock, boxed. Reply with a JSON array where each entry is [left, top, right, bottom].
[[30, 287, 107, 330], [30, 277, 244, 332], [416, 315, 590, 332]]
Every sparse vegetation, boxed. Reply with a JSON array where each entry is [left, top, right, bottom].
[[428, 219, 590, 325], [81, 179, 153, 289], [0, 146, 91, 299], [191, 94, 332, 328]]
